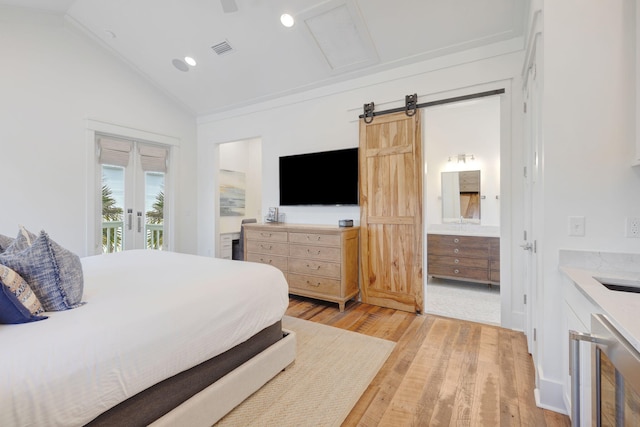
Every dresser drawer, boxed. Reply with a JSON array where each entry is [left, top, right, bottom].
[[246, 253, 288, 272], [428, 255, 488, 269], [289, 244, 341, 262], [288, 258, 341, 279], [245, 229, 288, 242], [428, 264, 489, 282], [289, 232, 341, 247], [288, 273, 340, 296], [246, 240, 289, 256]]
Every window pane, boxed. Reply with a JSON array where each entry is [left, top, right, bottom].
[[145, 171, 164, 250], [101, 165, 125, 253]]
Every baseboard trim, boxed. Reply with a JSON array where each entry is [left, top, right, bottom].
[[534, 377, 569, 415]]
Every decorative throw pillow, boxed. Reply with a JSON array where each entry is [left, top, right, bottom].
[[8, 226, 38, 252], [0, 282, 47, 324], [0, 264, 45, 315], [0, 230, 84, 311], [0, 234, 14, 253]]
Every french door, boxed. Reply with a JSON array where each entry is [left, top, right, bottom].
[[98, 135, 169, 253]]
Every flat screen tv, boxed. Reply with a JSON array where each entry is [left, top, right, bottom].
[[279, 148, 359, 206]]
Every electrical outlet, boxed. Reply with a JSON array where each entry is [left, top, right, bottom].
[[625, 217, 640, 238]]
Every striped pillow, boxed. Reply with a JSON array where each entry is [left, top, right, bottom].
[[0, 264, 45, 315]]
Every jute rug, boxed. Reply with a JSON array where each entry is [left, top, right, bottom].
[[215, 316, 395, 427]]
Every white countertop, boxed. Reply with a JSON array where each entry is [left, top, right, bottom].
[[427, 224, 500, 238], [559, 250, 640, 352]]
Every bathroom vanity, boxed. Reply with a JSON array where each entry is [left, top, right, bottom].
[[427, 227, 500, 285]]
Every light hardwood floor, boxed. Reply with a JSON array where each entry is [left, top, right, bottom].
[[286, 296, 571, 427]]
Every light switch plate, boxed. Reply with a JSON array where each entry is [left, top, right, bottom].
[[569, 216, 585, 236]]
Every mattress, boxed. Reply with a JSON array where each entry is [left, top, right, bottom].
[[0, 250, 289, 427]]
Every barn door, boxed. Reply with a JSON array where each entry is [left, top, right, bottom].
[[359, 111, 423, 313]]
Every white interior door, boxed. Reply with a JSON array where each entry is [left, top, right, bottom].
[[98, 136, 168, 253], [523, 33, 543, 360]]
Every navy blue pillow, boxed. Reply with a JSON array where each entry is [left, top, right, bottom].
[[0, 283, 47, 324]]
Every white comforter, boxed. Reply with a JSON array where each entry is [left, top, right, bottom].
[[0, 250, 289, 427]]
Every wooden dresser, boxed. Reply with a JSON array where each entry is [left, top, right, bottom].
[[427, 233, 500, 286], [243, 223, 360, 311]]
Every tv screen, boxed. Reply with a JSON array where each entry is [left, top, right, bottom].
[[279, 148, 359, 206]]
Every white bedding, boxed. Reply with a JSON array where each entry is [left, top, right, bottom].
[[0, 250, 289, 427]]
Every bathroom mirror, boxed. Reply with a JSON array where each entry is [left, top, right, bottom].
[[441, 170, 481, 223]]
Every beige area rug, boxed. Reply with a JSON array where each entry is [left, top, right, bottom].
[[215, 316, 395, 427]]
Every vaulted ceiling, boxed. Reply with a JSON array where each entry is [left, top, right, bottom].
[[3, 0, 528, 116]]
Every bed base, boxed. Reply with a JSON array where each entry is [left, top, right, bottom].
[[149, 328, 296, 427]]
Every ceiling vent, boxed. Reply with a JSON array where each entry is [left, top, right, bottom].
[[211, 40, 234, 56]]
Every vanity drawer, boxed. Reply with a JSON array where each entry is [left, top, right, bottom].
[[490, 239, 500, 258], [289, 244, 341, 262], [428, 264, 489, 282], [288, 258, 341, 279], [288, 273, 340, 296], [245, 229, 288, 242], [428, 255, 488, 269], [246, 240, 289, 256], [490, 260, 500, 283], [289, 232, 341, 247], [246, 253, 288, 272]]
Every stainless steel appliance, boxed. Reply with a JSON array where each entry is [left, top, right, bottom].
[[570, 314, 640, 426]]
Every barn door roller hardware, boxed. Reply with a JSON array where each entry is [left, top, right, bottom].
[[358, 89, 506, 122], [363, 102, 375, 124], [405, 94, 417, 117]]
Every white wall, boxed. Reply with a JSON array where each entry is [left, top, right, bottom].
[[532, 0, 640, 413], [0, 6, 198, 256], [218, 138, 262, 234], [424, 96, 501, 227]]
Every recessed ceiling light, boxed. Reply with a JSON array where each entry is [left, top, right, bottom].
[[280, 13, 295, 28], [184, 56, 197, 67]]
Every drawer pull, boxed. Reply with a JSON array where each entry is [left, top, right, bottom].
[[453, 248, 459, 254], [306, 280, 321, 287], [306, 264, 321, 270], [454, 269, 460, 274], [454, 259, 459, 264], [259, 258, 273, 264], [260, 232, 272, 237], [259, 244, 272, 250], [307, 249, 321, 255], [454, 238, 460, 243], [306, 235, 321, 241]]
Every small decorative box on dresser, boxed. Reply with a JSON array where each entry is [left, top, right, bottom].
[[243, 223, 360, 311], [427, 233, 500, 286]]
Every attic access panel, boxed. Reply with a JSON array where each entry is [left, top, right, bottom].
[[299, 0, 379, 74]]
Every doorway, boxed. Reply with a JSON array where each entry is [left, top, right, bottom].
[[216, 138, 262, 259], [423, 95, 501, 325], [97, 135, 169, 253]]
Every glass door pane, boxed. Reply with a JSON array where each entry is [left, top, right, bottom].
[[101, 165, 125, 253], [145, 171, 164, 250]]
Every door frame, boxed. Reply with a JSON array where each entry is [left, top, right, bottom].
[[84, 119, 180, 256], [421, 80, 516, 329]]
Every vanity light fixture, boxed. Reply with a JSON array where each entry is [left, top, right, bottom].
[[448, 154, 475, 163], [280, 13, 295, 28]]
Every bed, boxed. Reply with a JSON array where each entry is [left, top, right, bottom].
[[0, 249, 296, 427]]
